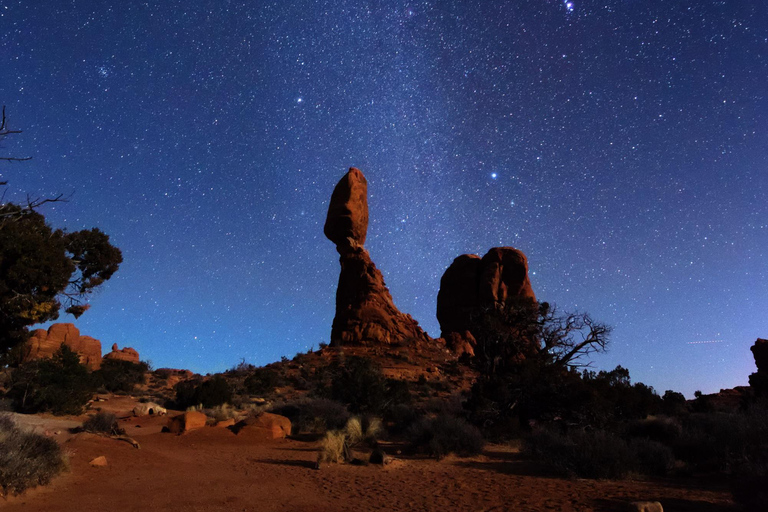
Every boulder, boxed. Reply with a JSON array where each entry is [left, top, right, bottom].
[[627, 502, 663, 512], [132, 402, 167, 416], [166, 411, 208, 434], [324, 167, 369, 247], [325, 168, 432, 347], [103, 343, 140, 364], [436, 247, 536, 351], [21, 323, 102, 370], [232, 412, 292, 440]]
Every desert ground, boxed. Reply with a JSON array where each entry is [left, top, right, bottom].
[[4, 398, 735, 512]]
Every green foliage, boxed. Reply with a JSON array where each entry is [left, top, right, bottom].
[[244, 367, 281, 395], [8, 345, 95, 415], [0, 205, 122, 354], [93, 359, 148, 393], [407, 413, 485, 459], [0, 413, 68, 497], [82, 411, 124, 435], [174, 375, 233, 409]]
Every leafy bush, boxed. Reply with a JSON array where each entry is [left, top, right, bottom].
[[329, 357, 388, 413], [0, 413, 68, 496], [82, 411, 124, 435], [8, 345, 95, 415], [174, 375, 233, 408], [244, 367, 280, 395], [626, 416, 682, 445], [270, 398, 349, 435], [93, 359, 149, 393], [407, 413, 485, 459]]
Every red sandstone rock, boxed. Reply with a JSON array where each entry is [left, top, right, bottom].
[[21, 323, 103, 370], [167, 411, 208, 434], [232, 413, 291, 440], [103, 343, 140, 364], [749, 338, 768, 397], [437, 247, 536, 349], [325, 168, 432, 347], [324, 167, 369, 247]]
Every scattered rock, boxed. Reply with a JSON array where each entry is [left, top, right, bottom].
[[103, 343, 140, 364], [22, 323, 103, 370], [437, 247, 537, 354], [215, 418, 236, 428], [627, 502, 663, 512], [231, 412, 291, 440], [325, 168, 432, 347], [89, 456, 108, 467], [166, 411, 207, 434], [369, 448, 391, 465], [132, 402, 167, 417]]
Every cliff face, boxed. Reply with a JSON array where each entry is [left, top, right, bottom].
[[23, 323, 102, 370], [325, 168, 430, 347]]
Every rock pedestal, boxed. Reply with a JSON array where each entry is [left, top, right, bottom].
[[325, 168, 431, 347], [22, 323, 102, 370]]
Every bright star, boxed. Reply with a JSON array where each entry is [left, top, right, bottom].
[[491, 173, 498, 179], [296, 97, 303, 103], [565, 2, 574, 12]]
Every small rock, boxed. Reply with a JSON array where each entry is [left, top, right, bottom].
[[628, 502, 663, 512], [89, 456, 108, 467]]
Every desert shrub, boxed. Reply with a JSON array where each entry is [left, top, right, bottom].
[[626, 416, 682, 445], [174, 375, 233, 408], [206, 403, 240, 422], [271, 398, 350, 435], [329, 357, 388, 413], [93, 359, 148, 393], [82, 411, 124, 435], [630, 437, 675, 476], [8, 345, 95, 415], [384, 403, 420, 435], [244, 367, 280, 395], [526, 428, 639, 479], [318, 430, 349, 464], [407, 413, 485, 459], [0, 413, 68, 496]]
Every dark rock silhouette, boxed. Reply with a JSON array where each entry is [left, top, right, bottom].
[[436, 247, 536, 356], [749, 338, 768, 397], [325, 168, 431, 347], [22, 323, 103, 370]]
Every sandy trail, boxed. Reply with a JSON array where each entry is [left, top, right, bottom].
[[4, 415, 734, 512]]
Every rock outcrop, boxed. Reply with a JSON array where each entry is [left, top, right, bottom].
[[749, 338, 768, 397], [436, 247, 537, 356], [103, 343, 140, 364], [232, 412, 292, 440], [325, 168, 431, 347], [22, 323, 103, 370]]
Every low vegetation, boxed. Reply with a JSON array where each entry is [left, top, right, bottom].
[[407, 413, 484, 459], [82, 411, 124, 436], [0, 414, 68, 497], [93, 359, 149, 393]]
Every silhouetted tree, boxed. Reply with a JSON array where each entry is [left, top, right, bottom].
[[0, 109, 122, 357]]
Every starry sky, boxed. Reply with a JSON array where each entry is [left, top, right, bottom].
[[1, 0, 766, 397]]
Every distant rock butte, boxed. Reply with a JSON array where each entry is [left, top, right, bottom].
[[23, 323, 103, 370], [103, 343, 140, 364], [436, 247, 536, 356], [21, 323, 140, 369], [749, 338, 768, 397], [325, 168, 431, 347]]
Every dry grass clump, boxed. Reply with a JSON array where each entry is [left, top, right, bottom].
[[318, 416, 383, 464], [0, 414, 68, 497]]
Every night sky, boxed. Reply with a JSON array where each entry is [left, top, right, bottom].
[[1, 0, 766, 397]]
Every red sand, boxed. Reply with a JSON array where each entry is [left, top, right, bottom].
[[5, 414, 734, 512]]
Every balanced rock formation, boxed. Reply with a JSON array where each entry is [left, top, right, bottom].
[[23, 323, 102, 370], [103, 343, 140, 364], [325, 168, 431, 346], [749, 338, 768, 398], [437, 247, 536, 356]]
